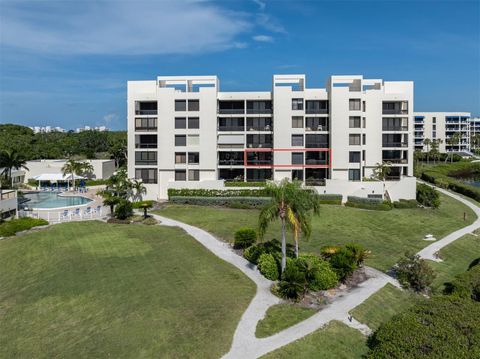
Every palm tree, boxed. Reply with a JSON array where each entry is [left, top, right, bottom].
[[372, 161, 392, 181], [131, 179, 146, 202], [258, 179, 320, 272], [0, 149, 29, 188], [446, 132, 461, 163], [106, 168, 131, 199], [81, 162, 94, 179], [431, 139, 442, 164], [100, 191, 121, 216], [61, 159, 84, 190], [423, 138, 432, 164]]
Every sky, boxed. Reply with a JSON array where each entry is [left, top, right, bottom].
[[0, 0, 479, 131]]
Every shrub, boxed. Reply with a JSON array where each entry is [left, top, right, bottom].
[[319, 245, 341, 259], [367, 296, 480, 358], [395, 252, 436, 292], [169, 196, 270, 208], [234, 227, 257, 249], [244, 245, 265, 264], [416, 183, 440, 208], [329, 248, 357, 282], [443, 264, 480, 302], [142, 217, 158, 225], [224, 181, 266, 188], [345, 243, 368, 266], [297, 254, 338, 291], [0, 217, 49, 237], [132, 200, 154, 209], [318, 194, 342, 205], [114, 200, 133, 220], [107, 218, 130, 224], [393, 199, 418, 209], [278, 262, 306, 300], [345, 196, 392, 211], [257, 253, 279, 280], [84, 179, 108, 186], [130, 215, 144, 223], [168, 188, 267, 198]]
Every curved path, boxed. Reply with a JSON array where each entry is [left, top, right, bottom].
[[149, 184, 480, 358]]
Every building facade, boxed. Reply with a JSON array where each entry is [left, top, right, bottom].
[[413, 112, 472, 152], [128, 74, 416, 200]]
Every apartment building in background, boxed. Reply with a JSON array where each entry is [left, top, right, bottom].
[[128, 74, 416, 201]]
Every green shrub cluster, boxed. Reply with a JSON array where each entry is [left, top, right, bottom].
[[233, 227, 257, 249], [132, 200, 154, 209], [0, 217, 49, 237], [114, 200, 133, 220], [84, 179, 109, 186], [345, 196, 392, 211], [169, 196, 270, 208], [142, 217, 158, 225], [168, 188, 267, 198], [224, 181, 266, 188], [243, 239, 294, 265], [415, 151, 463, 162], [318, 194, 342, 205], [416, 183, 440, 208], [392, 199, 418, 209], [443, 263, 480, 301], [257, 253, 279, 280], [395, 252, 436, 292]]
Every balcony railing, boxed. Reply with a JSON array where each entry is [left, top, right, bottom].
[[246, 143, 273, 148], [246, 109, 272, 114], [306, 142, 329, 148], [135, 110, 157, 115], [246, 160, 273, 165], [135, 160, 158, 165], [219, 159, 244, 166], [218, 109, 245, 114], [305, 109, 328, 114], [382, 142, 408, 148], [382, 109, 408, 115], [135, 126, 157, 132], [218, 126, 245, 131], [385, 175, 401, 181], [305, 126, 328, 131], [305, 159, 328, 165], [247, 125, 272, 131], [383, 158, 408, 164], [305, 179, 326, 186], [383, 126, 408, 131], [135, 143, 157, 149]]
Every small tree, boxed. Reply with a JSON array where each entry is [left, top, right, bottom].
[[395, 252, 436, 292], [423, 138, 432, 164], [131, 179, 147, 202], [372, 161, 392, 181], [416, 183, 440, 208], [446, 132, 461, 162]]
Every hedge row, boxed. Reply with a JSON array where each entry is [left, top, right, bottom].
[[393, 199, 418, 209], [167, 188, 267, 198], [318, 194, 342, 205], [421, 171, 480, 202], [224, 181, 266, 188], [169, 196, 270, 208], [345, 196, 392, 211], [0, 217, 49, 237]]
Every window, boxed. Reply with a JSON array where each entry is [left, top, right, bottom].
[[175, 170, 186, 181], [348, 169, 361, 181], [291, 152, 304, 165], [433, 131, 436, 138], [188, 117, 199, 129], [349, 151, 361, 163], [187, 134, 199, 146], [349, 116, 361, 128], [246, 100, 272, 114], [175, 152, 186, 164], [188, 152, 199, 164], [292, 98, 304, 110], [291, 134, 304, 146], [292, 169, 303, 181], [135, 101, 157, 115], [306, 117, 328, 131], [349, 99, 361, 111], [362, 150, 366, 161], [175, 100, 186, 111], [175, 135, 186, 146], [362, 101, 366, 112], [135, 118, 157, 131], [362, 134, 366, 145], [135, 134, 157, 148], [135, 151, 157, 165], [247, 134, 272, 148], [306, 134, 328, 148], [246, 117, 272, 131], [433, 117, 436, 123], [382, 117, 408, 131], [188, 100, 199, 111], [292, 116, 303, 128], [135, 168, 157, 184], [175, 117, 186, 129], [362, 117, 366, 128], [349, 134, 361, 145], [305, 100, 328, 114], [188, 169, 200, 181]]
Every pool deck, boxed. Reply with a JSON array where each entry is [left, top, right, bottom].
[[20, 186, 110, 223]]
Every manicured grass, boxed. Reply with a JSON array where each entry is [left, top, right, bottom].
[[154, 192, 475, 271], [0, 221, 255, 358], [0, 217, 48, 237], [349, 284, 415, 331], [430, 230, 480, 293], [261, 321, 368, 359], [255, 304, 317, 338]]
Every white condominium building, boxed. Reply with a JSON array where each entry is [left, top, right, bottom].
[[128, 74, 415, 200], [413, 112, 472, 152]]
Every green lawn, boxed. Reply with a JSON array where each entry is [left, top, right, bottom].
[[430, 230, 480, 293], [261, 321, 368, 359], [154, 192, 475, 271], [256, 304, 317, 338], [0, 221, 255, 358], [349, 284, 415, 331]]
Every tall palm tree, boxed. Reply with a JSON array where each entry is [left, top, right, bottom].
[[423, 138, 432, 164], [372, 161, 392, 181], [0, 149, 29, 188], [106, 168, 131, 199], [446, 132, 461, 163], [258, 179, 320, 272], [81, 162, 94, 179], [131, 179, 146, 202], [61, 159, 84, 190]]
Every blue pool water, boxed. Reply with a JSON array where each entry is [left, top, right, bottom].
[[22, 192, 92, 209]]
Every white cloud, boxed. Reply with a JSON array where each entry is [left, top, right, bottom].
[[253, 35, 274, 43], [253, 0, 266, 11], [256, 13, 286, 33], [103, 113, 119, 123], [0, 1, 251, 55]]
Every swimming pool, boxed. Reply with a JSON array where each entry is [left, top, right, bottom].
[[22, 192, 92, 209]]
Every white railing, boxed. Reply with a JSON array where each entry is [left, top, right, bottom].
[[18, 207, 107, 223]]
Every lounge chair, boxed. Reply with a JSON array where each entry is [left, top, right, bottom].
[[94, 205, 102, 216], [60, 210, 69, 221], [83, 207, 92, 217]]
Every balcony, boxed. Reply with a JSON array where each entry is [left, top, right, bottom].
[[135, 159, 157, 165], [305, 100, 329, 114], [135, 101, 157, 116], [218, 126, 244, 131], [218, 100, 244, 114], [383, 142, 408, 148], [305, 178, 326, 186], [246, 100, 272, 114], [135, 110, 157, 115], [383, 158, 408, 164], [246, 143, 273, 148], [382, 125, 408, 131], [218, 159, 244, 166], [382, 101, 408, 115], [135, 126, 157, 132]]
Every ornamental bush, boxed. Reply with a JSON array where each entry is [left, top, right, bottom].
[[296, 254, 338, 291], [345, 196, 392, 211], [257, 253, 279, 280], [317, 194, 342, 205], [443, 263, 480, 302], [233, 227, 257, 249], [416, 183, 440, 208], [132, 200, 154, 209], [395, 252, 436, 292], [142, 217, 158, 225], [278, 262, 306, 301], [329, 248, 357, 282], [168, 188, 267, 198], [392, 199, 418, 209], [169, 196, 270, 208], [243, 245, 265, 264], [345, 243, 368, 266], [114, 199, 133, 220], [224, 181, 266, 188]]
